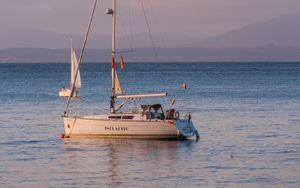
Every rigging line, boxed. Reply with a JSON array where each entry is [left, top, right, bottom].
[[64, 95, 106, 115], [79, 96, 108, 113], [127, 0, 137, 61], [64, 0, 99, 115], [116, 1, 134, 53], [135, 98, 142, 112], [128, 0, 134, 52], [127, 0, 136, 61], [145, 0, 169, 92], [147, 0, 171, 62], [139, 0, 159, 62], [117, 4, 131, 51]]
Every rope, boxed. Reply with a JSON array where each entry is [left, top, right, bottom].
[[128, 0, 133, 53], [147, 0, 171, 62], [143, 0, 172, 101], [140, 0, 159, 62], [117, 0, 134, 54], [64, 0, 99, 115], [79, 96, 108, 114]]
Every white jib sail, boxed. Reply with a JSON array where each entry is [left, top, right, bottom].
[[70, 43, 81, 89], [114, 70, 123, 95]]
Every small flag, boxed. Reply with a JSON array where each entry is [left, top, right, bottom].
[[120, 56, 125, 69], [182, 82, 187, 89], [171, 99, 176, 105], [167, 121, 173, 125], [112, 57, 115, 68]]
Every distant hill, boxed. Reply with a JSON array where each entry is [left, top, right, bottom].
[[0, 28, 197, 49], [2, 12, 300, 51], [2, 11, 300, 63], [1, 47, 300, 63], [201, 12, 300, 48]]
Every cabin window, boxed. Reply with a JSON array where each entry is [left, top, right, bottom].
[[108, 116, 122, 119], [122, 116, 134, 119], [108, 115, 134, 119]]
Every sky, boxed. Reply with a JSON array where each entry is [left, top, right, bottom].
[[1, 0, 300, 48]]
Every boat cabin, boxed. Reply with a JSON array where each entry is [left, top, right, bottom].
[[140, 104, 179, 120]]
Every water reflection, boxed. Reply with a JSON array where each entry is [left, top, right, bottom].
[[61, 139, 188, 186], [2, 62, 300, 187]]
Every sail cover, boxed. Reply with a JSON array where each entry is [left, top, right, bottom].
[[70, 45, 81, 88], [114, 70, 123, 95]]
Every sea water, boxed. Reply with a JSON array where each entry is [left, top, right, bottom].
[[0, 62, 299, 187]]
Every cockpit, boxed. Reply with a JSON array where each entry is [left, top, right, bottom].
[[140, 104, 179, 120]]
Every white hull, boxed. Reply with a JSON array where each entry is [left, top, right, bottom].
[[63, 115, 198, 140], [59, 88, 77, 97], [61, 1, 199, 141]]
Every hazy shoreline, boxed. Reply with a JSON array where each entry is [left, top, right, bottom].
[[1, 46, 300, 63]]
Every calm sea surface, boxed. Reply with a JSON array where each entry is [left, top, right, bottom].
[[0, 62, 299, 187]]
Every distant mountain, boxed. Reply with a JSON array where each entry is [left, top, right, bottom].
[[1, 47, 300, 63], [1, 28, 70, 49], [0, 28, 197, 49], [2, 12, 300, 50], [2, 12, 300, 62], [201, 12, 300, 48]]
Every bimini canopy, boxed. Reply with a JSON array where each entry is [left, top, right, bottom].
[[140, 104, 163, 112]]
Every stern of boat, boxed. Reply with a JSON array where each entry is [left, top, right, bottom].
[[174, 119, 199, 141], [59, 88, 77, 97]]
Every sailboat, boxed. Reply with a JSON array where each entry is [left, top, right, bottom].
[[58, 40, 81, 97], [61, 0, 199, 140]]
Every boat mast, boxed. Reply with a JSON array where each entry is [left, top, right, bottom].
[[70, 39, 73, 89], [64, 0, 98, 115], [111, 0, 116, 113]]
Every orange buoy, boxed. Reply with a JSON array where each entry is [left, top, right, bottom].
[[60, 133, 65, 139]]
